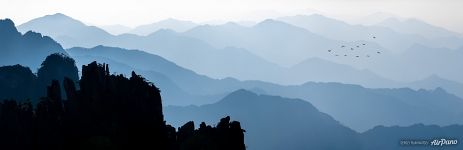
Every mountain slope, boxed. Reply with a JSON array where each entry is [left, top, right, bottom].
[[407, 75, 463, 98], [164, 89, 361, 150], [0, 18, 66, 69], [184, 19, 338, 66], [66, 46, 463, 132], [279, 14, 463, 52], [9, 16, 463, 134], [17, 14, 286, 83], [17, 14, 463, 87], [67, 45, 231, 105], [361, 124, 463, 150], [166, 89, 463, 150], [394, 44, 463, 83], [377, 18, 463, 39], [288, 57, 398, 87], [17, 13, 114, 48], [110, 29, 286, 82], [249, 82, 463, 132], [129, 18, 197, 35]]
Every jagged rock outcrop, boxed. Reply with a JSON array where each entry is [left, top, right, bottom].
[[0, 61, 246, 150]]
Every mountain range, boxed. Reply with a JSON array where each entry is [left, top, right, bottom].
[[18, 13, 404, 88], [278, 14, 463, 51], [17, 13, 113, 49], [407, 75, 463, 98], [247, 81, 463, 132], [3, 17, 463, 149], [4, 18, 463, 131], [183, 19, 339, 66], [165, 89, 362, 150], [0, 18, 66, 69], [165, 89, 463, 150], [16, 13, 463, 87], [376, 17, 463, 39], [65, 45, 463, 132]]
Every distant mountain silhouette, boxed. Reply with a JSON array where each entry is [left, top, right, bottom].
[[377, 17, 463, 39], [17, 14, 463, 88], [64, 45, 463, 132], [393, 44, 463, 83], [106, 30, 285, 82], [360, 44, 463, 84], [64, 44, 463, 132], [0, 18, 66, 69], [66, 46, 396, 102], [66, 45, 231, 105], [12, 15, 463, 133], [406, 75, 463, 98], [129, 18, 198, 36], [17, 13, 114, 48], [0, 61, 245, 150], [166, 89, 463, 150], [16, 14, 288, 83], [361, 124, 463, 150], [183, 18, 463, 86], [248, 82, 463, 132], [217, 15, 463, 84], [289, 57, 398, 87], [184, 19, 337, 67], [165, 89, 361, 150], [67, 39, 395, 87], [354, 12, 401, 25], [278, 14, 463, 51]]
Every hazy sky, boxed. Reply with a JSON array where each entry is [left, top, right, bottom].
[[1, 0, 462, 33]]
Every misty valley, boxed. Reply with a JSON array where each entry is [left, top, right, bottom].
[[1, 9, 463, 150]]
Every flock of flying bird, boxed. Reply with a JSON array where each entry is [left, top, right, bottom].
[[327, 36, 382, 58]]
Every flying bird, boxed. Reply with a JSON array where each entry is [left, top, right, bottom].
[[341, 45, 346, 48], [356, 45, 360, 48], [362, 43, 366, 45], [373, 36, 376, 39], [328, 50, 332, 52], [351, 48, 354, 50], [356, 56, 359, 58], [377, 51, 381, 54]]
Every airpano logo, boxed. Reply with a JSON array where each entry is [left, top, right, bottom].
[[400, 138, 458, 147], [430, 138, 458, 146]]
